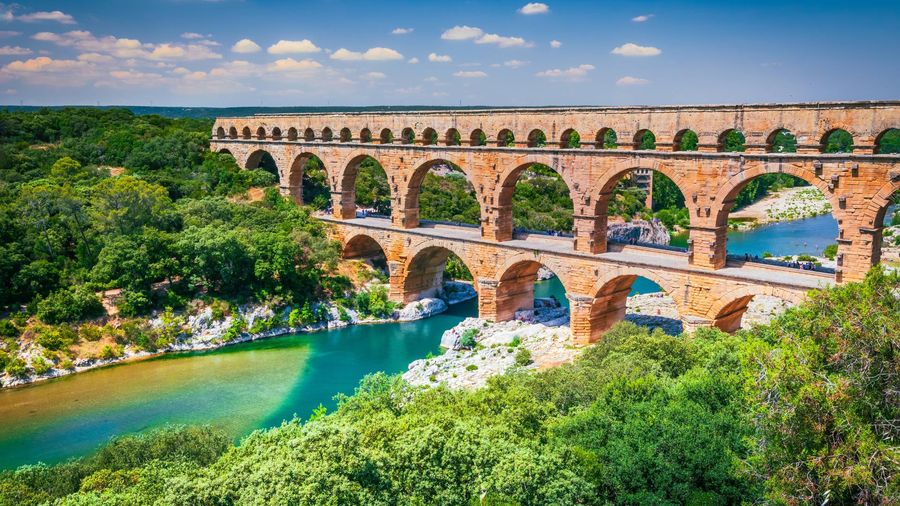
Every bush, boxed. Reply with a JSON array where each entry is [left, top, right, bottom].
[[459, 328, 478, 349], [5, 357, 27, 377], [31, 356, 52, 375], [465, 364, 478, 371], [514, 348, 532, 366], [79, 324, 103, 342], [35, 286, 104, 324], [822, 243, 838, 260], [34, 326, 77, 351], [98, 345, 122, 360], [116, 289, 152, 317], [0, 320, 18, 338]]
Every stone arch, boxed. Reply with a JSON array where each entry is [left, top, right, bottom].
[[380, 128, 393, 144], [673, 129, 698, 151], [633, 129, 656, 150], [245, 149, 281, 184], [287, 127, 298, 141], [875, 128, 900, 154], [470, 129, 487, 147], [493, 157, 579, 241], [217, 148, 233, 157], [493, 258, 572, 322], [527, 129, 546, 148], [445, 128, 461, 146], [717, 129, 746, 152], [401, 127, 415, 144], [340, 127, 352, 142], [360, 128, 372, 143], [596, 127, 618, 149], [402, 156, 482, 229], [322, 127, 334, 142], [271, 127, 282, 141], [820, 128, 854, 153], [497, 128, 515, 147], [304, 127, 315, 142], [256, 126, 266, 140], [704, 285, 805, 332], [560, 128, 580, 149], [583, 268, 681, 342], [281, 152, 330, 206], [228, 126, 238, 139], [592, 160, 691, 210], [342, 233, 390, 277], [215, 126, 226, 139], [422, 127, 438, 145], [241, 126, 252, 140], [400, 243, 480, 303], [766, 128, 797, 153], [338, 152, 393, 218]]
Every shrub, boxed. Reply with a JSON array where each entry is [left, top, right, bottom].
[[514, 348, 532, 366], [79, 324, 103, 342], [31, 356, 52, 375], [116, 289, 152, 317], [98, 345, 121, 360], [822, 243, 838, 260], [36, 286, 104, 324], [34, 326, 77, 351], [5, 357, 28, 377], [0, 320, 18, 338], [465, 364, 478, 371], [762, 251, 773, 258], [459, 328, 479, 349], [509, 335, 521, 347]]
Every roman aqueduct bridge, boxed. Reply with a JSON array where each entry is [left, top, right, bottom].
[[211, 101, 900, 344]]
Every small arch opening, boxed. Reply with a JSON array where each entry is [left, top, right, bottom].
[[360, 128, 372, 143], [445, 128, 461, 146], [215, 126, 226, 139], [321, 128, 334, 142], [560, 129, 581, 149], [422, 127, 438, 145], [718, 129, 746, 152], [271, 127, 282, 141], [340, 128, 353, 143], [228, 126, 238, 139], [633, 129, 656, 150], [304, 128, 315, 142], [527, 129, 546, 148], [241, 126, 252, 140], [875, 128, 900, 154], [766, 128, 797, 153], [673, 129, 698, 151], [821, 128, 853, 153], [497, 129, 515, 147], [401, 127, 415, 144], [256, 126, 266, 140], [287, 127, 298, 141], [596, 128, 618, 149], [470, 129, 486, 147], [380, 128, 394, 144]]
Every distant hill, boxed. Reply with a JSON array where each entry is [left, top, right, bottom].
[[0, 105, 503, 119]]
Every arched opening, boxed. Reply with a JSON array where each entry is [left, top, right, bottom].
[[271, 127, 282, 141], [287, 127, 298, 141], [766, 128, 797, 153], [402, 246, 477, 303], [497, 129, 515, 147], [470, 129, 486, 147], [718, 129, 746, 152], [321, 128, 334, 142], [349, 156, 391, 218], [245, 149, 280, 182], [304, 128, 315, 142], [719, 171, 836, 273], [673, 129, 698, 151], [494, 260, 567, 323], [380, 128, 393, 144], [710, 292, 796, 332], [445, 128, 461, 146], [527, 129, 546, 148], [298, 155, 329, 209], [633, 129, 656, 150], [228, 126, 238, 139], [241, 126, 252, 140], [217, 148, 233, 157], [821, 128, 853, 153], [340, 128, 352, 143], [422, 127, 438, 145], [216, 126, 226, 139], [401, 127, 415, 144], [255, 126, 266, 140], [360, 128, 372, 143], [560, 129, 581, 149], [875, 128, 900, 154], [595, 128, 617, 149], [406, 159, 481, 228], [873, 188, 900, 270], [342, 234, 390, 287], [506, 163, 573, 235], [587, 274, 680, 342]]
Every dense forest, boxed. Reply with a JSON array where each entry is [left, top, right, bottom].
[[1, 269, 896, 505]]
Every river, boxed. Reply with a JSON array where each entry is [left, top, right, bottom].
[[0, 212, 856, 470]]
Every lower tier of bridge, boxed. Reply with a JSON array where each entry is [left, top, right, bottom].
[[324, 216, 833, 344]]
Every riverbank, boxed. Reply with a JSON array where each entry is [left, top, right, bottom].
[[730, 186, 831, 230], [0, 282, 478, 389], [404, 292, 791, 389]]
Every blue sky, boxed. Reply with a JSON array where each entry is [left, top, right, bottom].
[[0, 0, 897, 107]]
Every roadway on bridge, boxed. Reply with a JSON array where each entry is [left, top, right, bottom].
[[320, 216, 835, 291]]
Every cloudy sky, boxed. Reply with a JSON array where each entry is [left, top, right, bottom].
[[0, 0, 897, 107]]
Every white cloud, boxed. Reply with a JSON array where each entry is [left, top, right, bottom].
[[518, 2, 549, 14], [0, 31, 20, 37], [149, 43, 221, 61], [423, 76, 439, 82], [16, 10, 76, 24], [4, 56, 86, 72], [181, 32, 205, 40], [616, 76, 650, 86], [550, 39, 562, 48], [31, 31, 221, 61], [330, 47, 403, 61], [535, 63, 594, 79], [77, 52, 113, 63], [441, 25, 483, 40], [392, 27, 413, 35], [502, 59, 528, 68], [428, 52, 452, 63], [407, 57, 419, 64], [268, 58, 323, 72], [109, 69, 163, 85], [611, 42, 661, 57], [231, 38, 261, 54], [453, 70, 487, 78], [631, 14, 653, 22], [0, 45, 31, 56], [267, 39, 321, 54], [363, 71, 386, 80], [475, 33, 530, 48]]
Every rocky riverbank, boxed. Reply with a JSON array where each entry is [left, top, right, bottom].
[[0, 282, 478, 389], [730, 186, 831, 230], [404, 292, 791, 390]]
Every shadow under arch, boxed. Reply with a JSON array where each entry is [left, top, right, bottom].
[[492, 257, 574, 323], [401, 244, 479, 303], [342, 233, 390, 280], [705, 285, 804, 332], [585, 269, 680, 342]]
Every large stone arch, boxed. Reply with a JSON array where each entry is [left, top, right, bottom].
[[489, 253, 580, 323], [704, 284, 806, 332], [398, 155, 483, 230], [398, 241, 481, 303], [342, 232, 390, 261], [335, 151, 393, 218], [282, 151, 330, 206]]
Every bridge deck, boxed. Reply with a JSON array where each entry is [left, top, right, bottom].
[[320, 216, 834, 292]]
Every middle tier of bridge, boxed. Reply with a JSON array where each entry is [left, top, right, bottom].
[[328, 216, 832, 345]]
